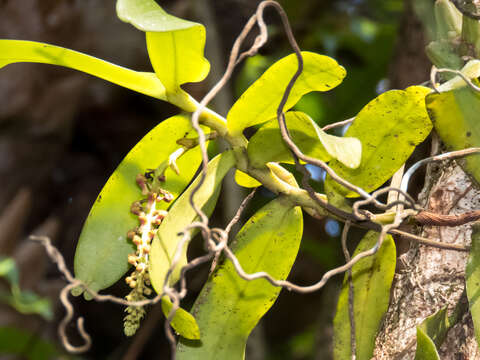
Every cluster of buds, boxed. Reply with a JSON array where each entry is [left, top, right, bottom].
[[123, 172, 174, 336]]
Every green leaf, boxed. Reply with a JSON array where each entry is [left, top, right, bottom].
[[146, 30, 209, 91], [117, 0, 210, 91], [417, 307, 450, 348], [234, 170, 261, 188], [0, 327, 58, 360], [0, 257, 52, 320], [150, 151, 236, 292], [247, 111, 361, 168], [0, 289, 53, 321], [426, 85, 480, 185], [414, 327, 441, 360], [116, 0, 200, 32], [161, 297, 200, 340], [0, 40, 166, 100], [327, 86, 432, 197], [74, 115, 203, 296], [0, 256, 18, 284], [177, 197, 303, 359], [333, 231, 396, 360], [466, 223, 480, 347], [227, 51, 346, 135]]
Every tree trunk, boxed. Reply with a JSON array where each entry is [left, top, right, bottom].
[[374, 161, 480, 359]]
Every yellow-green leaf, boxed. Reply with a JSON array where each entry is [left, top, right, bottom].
[[150, 151, 236, 293], [0, 40, 166, 100], [247, 111, 361, 169], [327, 86, 432, 197], [333, 231, 396, 360], [161, 297, 200, 340], [146, 30, 209, 91], [227, 52, 346, 135], [234, 170, 261, 188], [117, 0, 210, 91], [74, 115, 202, 296], [177, 196, 303, 359], [426, 85, 480, 184]]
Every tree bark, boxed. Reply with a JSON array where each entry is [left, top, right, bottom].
[[374, 161, 480, 359]]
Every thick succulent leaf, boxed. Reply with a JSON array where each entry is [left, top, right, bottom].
[[327, 86, 432, 197], [466, 223, 480, 347], [150, 151, 236, 292], [426, 85, 480, 185], [146, 30, 209, 91], [74, 115, 202, 296], [116, 0, 199, 32], [227, 51, 346, 135], [161, 297, 200, 340], [247, 111, 361, 168], [333, 231, 396, 360], [235, 170, 261, 188], [414, 327, 441, 360], [117, 0, 209, 91], [177, 196, 303, 359], [0, 40, 166, 100]]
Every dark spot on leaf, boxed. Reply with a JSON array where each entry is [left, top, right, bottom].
[[467, 131, 472, 137]]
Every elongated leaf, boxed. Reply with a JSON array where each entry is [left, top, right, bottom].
[[466, 224, 480, 347], [150, 151, 236, 292], [333, 231, 396, 360], [227, 52, 346, 135], [426, 85, 480, 185], [177, 196, 303, 359], [248, 111, 361, 168], [117, 0, 210, 91], [415, 327, 441, 360], [0, 40, 166, 100], [161, 297, 200, 340], [327, 86, 432, 197], [235, 170, 261, 188], [74, 115, 202, 296]]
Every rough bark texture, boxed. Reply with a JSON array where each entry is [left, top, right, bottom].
[[374, 162, 480, 359]]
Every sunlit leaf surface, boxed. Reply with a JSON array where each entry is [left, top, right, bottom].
[[117, 0, 210, 91], [177, 196, 303, 359], [426, 84, 480, 185], [74, 115, 202, 296], [227, 51, 346, 135], [248, 111, 361, 168], [327, 86, 432, 197], [150, 151, 236, 293], [0, 40, 166, 100]]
